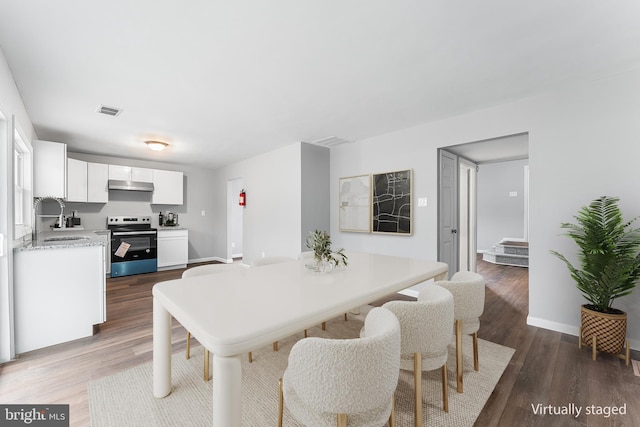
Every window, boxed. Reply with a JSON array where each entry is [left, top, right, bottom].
[[13, 127, 32, 240]]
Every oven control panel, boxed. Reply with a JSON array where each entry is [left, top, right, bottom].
[[107, 216, 152, 226]]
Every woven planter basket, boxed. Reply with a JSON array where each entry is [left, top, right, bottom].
[[580, 305, 627, 354]]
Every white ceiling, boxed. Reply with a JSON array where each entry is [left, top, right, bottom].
[[1, 1, 639, 169]]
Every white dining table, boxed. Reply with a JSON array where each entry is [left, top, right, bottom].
[[152, 251, 448, 426]]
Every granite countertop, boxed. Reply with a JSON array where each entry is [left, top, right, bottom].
[[157, 226, 188, 231], [14, 229, 110, 252]]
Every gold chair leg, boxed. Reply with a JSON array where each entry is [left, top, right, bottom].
[[442, 365, 449, 412], [626, 340, 630, 366], [389, 395, 395, 427], [273, 341, 279, 351], [592, 336, 597, 361], [578, 326, 582, 349], [414, 352, 423, 427], [204, 349, 210, 381], [473, 331, 479, 371], [186, 331, 191, 359], [344, 313, 348, 321], [248, 352, 253, 363], [304, 329, 308, 338], [455, 319, 463, 393], [322, 322, 327, 331], [337, 413, 347, 427], [278, 378, 284, 427]]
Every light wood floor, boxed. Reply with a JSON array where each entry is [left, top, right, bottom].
[[0, 258, 638, 426]]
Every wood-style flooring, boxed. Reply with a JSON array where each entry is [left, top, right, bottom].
[[0, 258, 638, 426]]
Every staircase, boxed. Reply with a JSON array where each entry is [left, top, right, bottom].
[[482, 238, 529, 267]]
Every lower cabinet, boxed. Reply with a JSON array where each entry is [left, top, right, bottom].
[[157, 229, 189, 270], [14, 245, 106, 354]]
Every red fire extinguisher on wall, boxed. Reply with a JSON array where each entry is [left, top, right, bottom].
[[239, 189, 246, 207]]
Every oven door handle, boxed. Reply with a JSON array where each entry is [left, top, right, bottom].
[[112, 231, 157, 236]]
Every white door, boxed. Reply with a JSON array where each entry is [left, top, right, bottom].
[[438, 150, 458, 277]]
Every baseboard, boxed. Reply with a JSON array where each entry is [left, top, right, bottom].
[[187, 256, 231, 264], [527, 315, 640, 351]]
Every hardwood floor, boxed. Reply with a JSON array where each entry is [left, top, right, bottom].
[[0, 259, 638, 426]]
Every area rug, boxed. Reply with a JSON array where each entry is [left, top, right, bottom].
[[89, 308, 514, 426]]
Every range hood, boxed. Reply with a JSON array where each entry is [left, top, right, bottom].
[[108, 179, 154, 192]]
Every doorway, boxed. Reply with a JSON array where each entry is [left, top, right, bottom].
[[438, 133, 529, 274]]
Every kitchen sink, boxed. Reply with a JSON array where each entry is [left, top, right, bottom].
[[43, 236, 91, 242]]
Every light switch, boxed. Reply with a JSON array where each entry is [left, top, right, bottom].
[[417, 197, 428, 207], [509, 192, 518, 197], [201, 210, 206, 216]]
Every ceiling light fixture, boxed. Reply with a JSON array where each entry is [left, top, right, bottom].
[[145, 140, 169, 151]]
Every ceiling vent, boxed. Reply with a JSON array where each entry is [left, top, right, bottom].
[[308, 136, 354, 147], [97, 105, 123, 117]]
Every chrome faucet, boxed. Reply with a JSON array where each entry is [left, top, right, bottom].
[[33, 196, 65, 239]]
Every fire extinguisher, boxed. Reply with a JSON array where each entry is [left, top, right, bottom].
[[239, 189, 246, 206]]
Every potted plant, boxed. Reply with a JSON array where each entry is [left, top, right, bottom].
[[305, 230, 348, 271], [551, 195, 640, 359]]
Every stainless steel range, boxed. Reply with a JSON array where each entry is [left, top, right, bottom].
[[107, 215, 157, 277]]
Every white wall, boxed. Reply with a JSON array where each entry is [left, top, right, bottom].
[[301, 143, 330, 251], [0, 48, 37, 362], [477, 159, 528, 251], [330, 67, 640, 349], [212, 143, 302, 264]]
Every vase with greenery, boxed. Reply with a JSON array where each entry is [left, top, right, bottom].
[[305, 230, 348, 271], [551, 195, 640, 356]]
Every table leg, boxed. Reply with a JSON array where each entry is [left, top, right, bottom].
[[213, 354, 243, 426], [153, 296, 172, 398]]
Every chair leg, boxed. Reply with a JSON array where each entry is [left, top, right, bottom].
[[278, 378, 284, 427], [441, 365, 449, 412], [337, 414, 347, 427], [455, 319, 463, 393], [322, 322, 327, 331], [344, 313, 348, 321], [473, 331, 479, 371], [389, 395, 395, 427], [273, 341, 279, 351], [414, 352, 422, 427], [304, 329, 308, 338], [204, 349, 210, 381], [186, 331, 191, 359], [248, 352, 253, 363]]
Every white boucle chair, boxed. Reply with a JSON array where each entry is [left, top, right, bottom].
[[436, 270, 485, 393], [278, 307, 401, 427], [181, 262, 248, 380], [383, 284, 454, 427]]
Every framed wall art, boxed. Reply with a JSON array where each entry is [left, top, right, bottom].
[[339, 174, 371, 232], [372, 169, 412, 235]]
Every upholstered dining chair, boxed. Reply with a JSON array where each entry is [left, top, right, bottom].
[[278, 307, 401, 427], [248, 256, 297, 361], [181, 262, 247, 380], [383, 285, 454, 427], [436, 270, 485, 393]]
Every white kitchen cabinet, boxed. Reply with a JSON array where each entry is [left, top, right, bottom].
[[152, 169, 184, 205], [67, 159, 109, 203], [157, 229, 188, 270], [67, 158, 88, 202], [33, 140, 67, 198], [87, 162, 109, 202], [14, 244, 106, 354], [108, 164, 153, 182]]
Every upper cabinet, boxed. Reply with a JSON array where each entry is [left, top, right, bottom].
[[87, 163, 109, 203], [151, 169, 183, 205], [67, 158, 88, 202], [67, 160, 109, 203], [33, 140, 67, 198], [108, 165, 153, 182]]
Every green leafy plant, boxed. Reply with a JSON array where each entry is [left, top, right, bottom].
[[551, 196, 640, 313], [306, 230, 348, 267]]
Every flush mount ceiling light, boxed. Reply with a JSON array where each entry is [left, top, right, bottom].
[[145, 140, 169, 151]]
